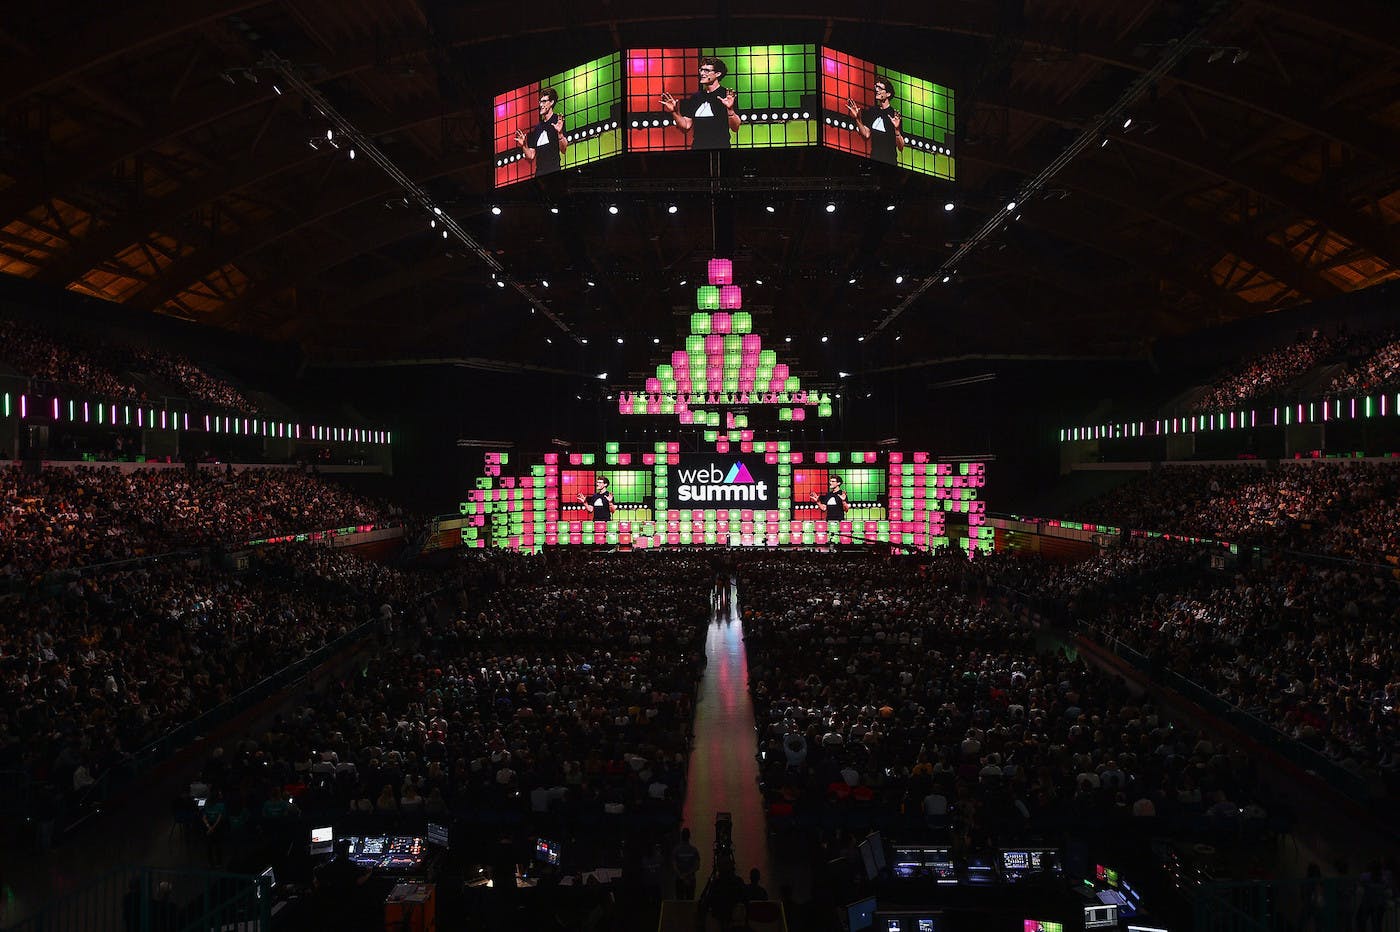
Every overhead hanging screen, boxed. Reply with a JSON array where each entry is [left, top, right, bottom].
[[493, 52, 623, 187], [626, 45, 818, 152], [820, 47, 955, 180]]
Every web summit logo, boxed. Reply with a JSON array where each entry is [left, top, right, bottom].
[[676, 461, 770, 502]]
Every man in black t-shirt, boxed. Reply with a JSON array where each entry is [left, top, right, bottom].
[[812, 475, 849, 521], [579, 476, 616, 522], [659, 56, 740, 149], [845, 75, 904, 165], [514, 87, 567, 175]]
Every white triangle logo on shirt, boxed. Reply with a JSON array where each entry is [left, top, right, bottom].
[[695, 102, 715, 118], [536, 131, 550, 146], [871, 116, 886, 133]]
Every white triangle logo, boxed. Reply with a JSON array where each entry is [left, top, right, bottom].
[[871, 116, 886, 133], [695, 102, 714, 118], [536, 131, 550, 146]]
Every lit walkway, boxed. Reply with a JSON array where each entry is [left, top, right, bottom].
[[680, 578, 771, 897]]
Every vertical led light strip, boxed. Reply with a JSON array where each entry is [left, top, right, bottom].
[[494, 52, 623, 187]]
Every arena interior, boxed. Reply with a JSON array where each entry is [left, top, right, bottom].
[[1, 2, 1398, 931]]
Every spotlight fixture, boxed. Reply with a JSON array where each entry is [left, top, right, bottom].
[[272, 84, 282, 95], [765, 205, 775, 213], [825, 203, 836, 213], [540, 280, 549, 288], [348, 148, 355, 159], [1006, 200, 1016, 211], [944, 202, 954, 211], [785, 336, 792, 343], [839, 371, 851, 379], [434, 207, 442, 215], [895, 275, 904, 284], [755, 279, 763, 285], [678, 279, 687, 286], [821, 335, 829, 343], [442, 230, 448, 239], [895, 334, 902, 341], [490, 206, 501, 216], [941, 275, 951, 283], [608, 205, 619, 215], [857, 336, 865, 342], [326, 129, 333, 141], [848, 277, 857, 284], [586, 280, 596, 287], [496, 280, 505, 288], [550, 206, 559, 214], [653, 337, 660, 344], [597, 372, 607, 380], [616, 337, 624, 344], [1123, 117, 1133, 129], [667, 205, 678, 214], [581, 338, 589, 344], [886, 204, 896, 211], [1100, 137, 1109, 148], [429, 219, 435, 228]]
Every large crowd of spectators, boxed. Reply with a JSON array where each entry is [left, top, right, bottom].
[[1074, 462, 1400, 561], [1328, 332, 1400, 397], [1192, 331, 1337, 412], [1084, 557, 1398, 792], [0, 318, 139, 400], [0, 547, 432, 811], [0, 316, 255, 411], [1, 465, 402, 580], [739, 553, 1268, 851], [183, 554, 715, 859]]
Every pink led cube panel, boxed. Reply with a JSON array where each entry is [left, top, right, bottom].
[[719, 285, 742, 309], [712, 312, 732, 333], [708, 258, 733, 284]]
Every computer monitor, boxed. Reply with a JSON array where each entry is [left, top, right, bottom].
[[874, 911, 941, 932], [1084, 904, 1119, 929], [1024, 920, 1065, 932], [859, 832, 887, 880], [535, 838, 561, 866], [847, 896, 878, 932], [1001, 848, 1064, 881], [427, 822, 449, 849], [309, 826, 334, 856], [890, 845, 957, 883], [1096, 864, 1120, 888]]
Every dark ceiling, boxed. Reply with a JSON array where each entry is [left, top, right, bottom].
[[0, 0, 1397, 389]]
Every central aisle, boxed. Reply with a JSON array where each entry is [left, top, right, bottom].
[[681, 578, 771, 897]]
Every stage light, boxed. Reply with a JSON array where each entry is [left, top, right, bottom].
[[825, 203, 836, 213], [895, 334, 903, 341], [597, 372, 607, 379], [550, 207, 559, 214], [755, 279, 763, 285], [839, 370, 850, 379], [886, 204, 896, 211], [442, 230, 448, 238], [434, 207, 442, 214], [496, 280, 505, 288], [895, 275, 904, 284], [272, 84, 282, 95], [586, 280, 595, 287], [546, 338, 552, 344], [348, 148, 355, 159], [1006, 200, 1016, 211], [616, 337, 624, 344], [653, 337, 660, 344], [668, 205, 678, 214], [821, 335, 829, 343], [1123, 117, 1133, 129], [581, 338, 589, 344], [765, 205, 775, 213], [848, 277, 856, 284], [944, 202, 954, 211], [429, 219, 435, 227], [942, 275, 951, 283], [679, 279, 687, 286], [785, 336, 792, 343], [857, 336, 865, 342], [490, 206, 501, 215], [1100, 137, 1109, 147], [307, 139, 318, 150], [1014, 214, 1022, 221], [326, 130, 333, 141], [540, 280, 549, 288], [608, 205, 619, 215]]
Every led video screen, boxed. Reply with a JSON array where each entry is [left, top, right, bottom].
[[820, 47, 954, 179], [493, 52, 623, 188], [560, 468, 653, 524], [793, 466, 887, 523], [626, 45, 818, 151]]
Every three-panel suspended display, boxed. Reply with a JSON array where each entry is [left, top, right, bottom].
[[493, 45, 954, 187]]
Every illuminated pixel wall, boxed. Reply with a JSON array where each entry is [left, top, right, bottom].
[[460, 449, 989, 553], [626, 45, 818, 151], [493, 52, 623, 187], [820, 47, 955, 180]]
